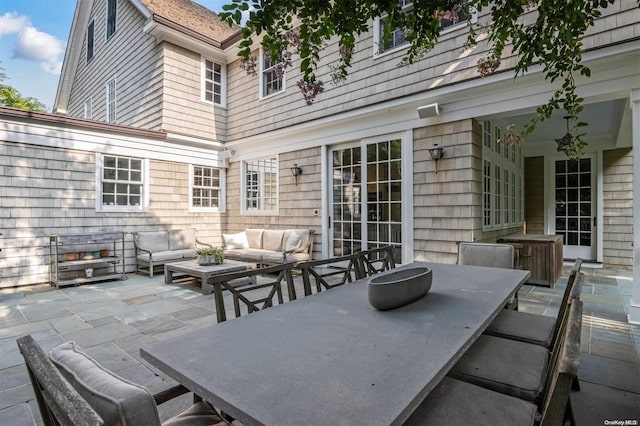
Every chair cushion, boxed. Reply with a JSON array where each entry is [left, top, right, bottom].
[[137, 231, 169, 252], [223, 232, 249, 249], [50, 341, 161, 426], [262, 230, 285, 251], [169, 229, 196, 251], [405, 377, 537, 425], [449, 335, 549, 402], [245, 229, 263, 249], [163, 401, 227, 426], [485, 309, 557, 347], [458, 242, 514, 269], [137, 250, 193, 263]]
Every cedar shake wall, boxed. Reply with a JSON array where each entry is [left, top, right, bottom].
[[225, 3, 640, 141], [67, 0, 164, 129], [412, 119, 522, 264], [0, 141, 223, 288], [413, 119, 479, 263], [602, 148, 633, 269], [223, 147, 323, 257], [161, 43, 228, 141], [524, 156, 545, 234]]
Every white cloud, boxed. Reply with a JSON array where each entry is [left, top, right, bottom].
[[15, 26, 64, 75], [0, 12, 64, 75], [0, 12, 28, 36]]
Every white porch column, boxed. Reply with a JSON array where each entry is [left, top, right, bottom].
[[629, 89, 640, 324]]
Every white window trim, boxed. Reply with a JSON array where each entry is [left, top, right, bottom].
[[84, 97, 92, 119], [240, 156, 279, 216], [259, 48, 286, 100], [482, 120, 524, 231], [188, 164, 226, 213], [373, 2, 478, 58], [200, 57, 227, 108], [106, 77, 116, 123], [95, 153, 149, 212]]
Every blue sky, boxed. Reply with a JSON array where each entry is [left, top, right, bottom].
[[0, 0, 230, 111]]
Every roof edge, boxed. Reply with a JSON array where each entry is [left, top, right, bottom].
[[0, 106, 167, 139]]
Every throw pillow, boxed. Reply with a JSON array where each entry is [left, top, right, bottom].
[[223, 232, 249, 249]]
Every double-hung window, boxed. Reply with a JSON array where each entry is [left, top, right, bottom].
[[106, 78, 116, 123], [106, 0, 117, 39], [482, 120, 524, 230], [374, 1, 477, 56], [190, 165, 224, 212], [84, 97, 92, 119], [98, 154, 147, 211], [260, 51, 284, 98], [87, 19, 95, 62], [202, 58, 225, 106], [242, 157, 278, 214]]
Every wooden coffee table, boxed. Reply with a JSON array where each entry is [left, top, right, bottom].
[[164, 259, 251, 295]]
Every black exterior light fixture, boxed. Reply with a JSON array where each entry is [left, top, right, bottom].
[[428, 144, 444, 173], [290, 163, 303, 185]]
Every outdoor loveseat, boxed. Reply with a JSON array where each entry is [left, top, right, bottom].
[[222, 228, 314, 265], [133, 229, 210, 277]]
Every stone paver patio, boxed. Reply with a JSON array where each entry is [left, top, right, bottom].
[[0, 265, 638, 425]]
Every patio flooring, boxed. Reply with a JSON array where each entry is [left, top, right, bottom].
[[0, 265, 639, 425]]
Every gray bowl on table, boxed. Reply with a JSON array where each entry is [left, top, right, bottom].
[[368, 267, 433, 311]]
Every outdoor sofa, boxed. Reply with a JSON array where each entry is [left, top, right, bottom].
[[222, 228, 314, 265], [133, 229, 210, 277]]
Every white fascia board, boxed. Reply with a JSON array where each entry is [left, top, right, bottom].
[[165, 132, 225, 149], [54, 0, 93, 114], [0, 119, 225, 167], [129, 0, 153, 18]]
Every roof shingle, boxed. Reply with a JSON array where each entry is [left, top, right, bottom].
[[141, 0, 240, 43]]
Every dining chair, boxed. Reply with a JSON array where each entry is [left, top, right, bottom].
[[448, 274, 584, 404], [298, 253, 364, 296], [484, 258, 583, 349], [16, 335, 228, 426], [457, 241, 519, 309], [405, 300, 583, 426], [207, 263, 294, 320], [358, 245, 396, 277]]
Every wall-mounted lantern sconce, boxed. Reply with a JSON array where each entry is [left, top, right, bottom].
[[428, 144, 444, 173], [417, 103, 440, 119], [290, 163, 303, 185]]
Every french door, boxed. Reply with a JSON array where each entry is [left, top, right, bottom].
[[553, 156, 596, 260], [330, 140, 403, 262]]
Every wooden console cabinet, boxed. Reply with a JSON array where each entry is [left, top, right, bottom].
[[498, 234, 564, 288]]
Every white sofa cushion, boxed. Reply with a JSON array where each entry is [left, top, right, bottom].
[[245, 229, 264, 249], [223, 232, 249, 249], [293, 229, 312, 253], [262, 230, 285, 251], [50, 341, 161, 426], [284, 230, 302, 252]]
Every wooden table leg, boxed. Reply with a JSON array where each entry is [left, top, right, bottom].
[[164, 267, 172, 285]]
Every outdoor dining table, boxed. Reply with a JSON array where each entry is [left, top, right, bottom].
[[140, 261, 530, 425]]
